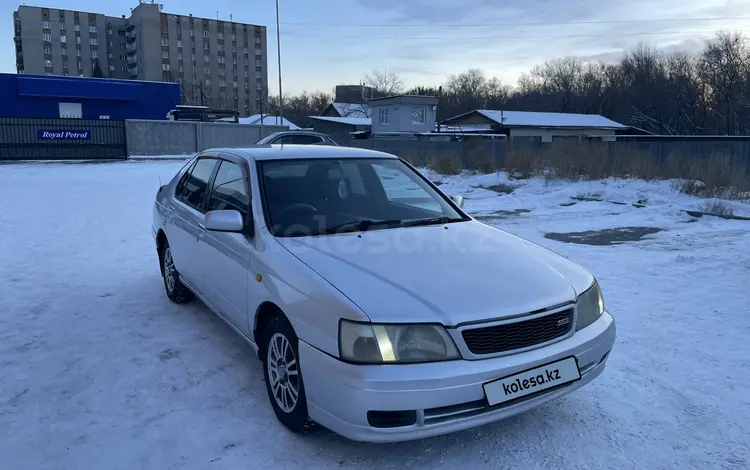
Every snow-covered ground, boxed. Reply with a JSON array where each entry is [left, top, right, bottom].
[[1, 161, 749, 470]]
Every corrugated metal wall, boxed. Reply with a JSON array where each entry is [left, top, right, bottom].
[[0, 117, 126, 160]]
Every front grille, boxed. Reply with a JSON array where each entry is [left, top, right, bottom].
[[461, 308, 574, 355]]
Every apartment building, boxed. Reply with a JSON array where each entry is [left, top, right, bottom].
[[13, 2, 268, 114]]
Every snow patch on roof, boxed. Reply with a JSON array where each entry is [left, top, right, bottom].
[[476, 110, 626, 129], [238, 114, 300, 129], [310, 115, 372, 126]]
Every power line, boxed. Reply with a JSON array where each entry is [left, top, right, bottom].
[[267, 28, 750, 41], [272, 16, 750, 28]]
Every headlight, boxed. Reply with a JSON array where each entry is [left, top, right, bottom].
[[339, 320, 461, 364], [576, 281, 605, 330]]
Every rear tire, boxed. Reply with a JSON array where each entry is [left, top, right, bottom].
[[261, 315, 316, 433], [160, 240, 194, 304]]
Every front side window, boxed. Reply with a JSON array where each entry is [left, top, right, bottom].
[[260, 158, 465, 237], [176, 157, 217, 211], [207, 161, 249, 214]]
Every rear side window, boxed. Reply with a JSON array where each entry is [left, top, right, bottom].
[[177, 157, 217, 211], [291, 134, 323, 145], [207, 161, 249, 215]]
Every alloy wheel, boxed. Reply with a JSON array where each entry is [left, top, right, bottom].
[[267, 332, 300, 413], [163, 247, 176, 292]]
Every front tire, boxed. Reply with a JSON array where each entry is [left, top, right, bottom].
[[262, 315, 315, 433], [160, 241, 194, 304]]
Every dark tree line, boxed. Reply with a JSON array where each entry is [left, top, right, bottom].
[[269, 31, 750, 135]]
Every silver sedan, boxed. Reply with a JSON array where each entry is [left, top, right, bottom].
[[151, 145, 616, 442]]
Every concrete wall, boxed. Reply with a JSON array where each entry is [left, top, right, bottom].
[[125, 119, 286, 156]]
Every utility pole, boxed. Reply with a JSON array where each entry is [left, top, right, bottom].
[[275, 0, 283, 126]]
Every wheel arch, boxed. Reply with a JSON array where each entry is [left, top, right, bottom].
[[254, 301, 288, 353], [156, 229, 168, 274]]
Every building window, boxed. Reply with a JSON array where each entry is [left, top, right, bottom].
[[60, 23, 66, 30], [217, 44, 224, 52], [44, 46, 52, 54], [89, 38, 97, 46], [177, 52, 183, 60], [76, 36, 81, 44], [179, 64, 184, 72], [379, 108, 391, 125], [42, 21, 50, 29], [76, 49, 81, 57], [161, 51, 169, 59], [411, 107, 426, 124], [255, 48, 262, 55], [218, 68, 226, 76], [162, 63, 170, 71], [219, 79, 226, 87], [161, 27, 168, 34], [177, 39, 182, 48], [205, 78, 211, 85], [255, 59, 261, 66], [233, 81, 238, 88], [42, 34, 52, 42], [108, 52, 113, 58], [60, 35, 68, 43], [255, 37, 261, 44], [202, 31, 209, 38], [190, 29, 194, 37], [108, 28, 112, 35], [203, 43, 209, 51], [91, 51, 98, 59], [204, 66, 210, 75], [204, 55, 210, 63], [62, 49, 67, 56], [218, 56, 225, 64], [109, 65, 115, 71], [74, 24, 80, 32], [161, 38, 168, 46], [256, 82, 262, 90], [89, 26, 97, 33], [45, 60, 52, 67], [218, 32, 224, 40]]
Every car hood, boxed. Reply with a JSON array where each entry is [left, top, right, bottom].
[[276, 220, 594, 325]]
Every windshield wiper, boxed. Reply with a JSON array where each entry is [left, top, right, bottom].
[[315, 218, 404, 235], [401, 216, 464, 227]]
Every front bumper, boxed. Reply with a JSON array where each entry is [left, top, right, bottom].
[[299, 311, 615, 443]]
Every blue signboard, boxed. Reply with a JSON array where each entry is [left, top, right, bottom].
[[37, 130, 91, 140]]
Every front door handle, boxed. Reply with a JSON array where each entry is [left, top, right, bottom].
[[198, 222, 206, 230], [197, 222, 206, 240]]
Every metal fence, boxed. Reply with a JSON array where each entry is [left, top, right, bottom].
[[0, 117, 127, 161], [352, 136, 750, 175]]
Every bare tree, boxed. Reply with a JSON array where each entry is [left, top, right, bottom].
[[362, 68, 405, 96], [701, 31, 749, 134]]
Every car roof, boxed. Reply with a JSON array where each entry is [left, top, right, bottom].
[[264, 130, 328, 136], [210, 145, 400, 161]]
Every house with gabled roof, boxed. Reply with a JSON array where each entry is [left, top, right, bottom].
[[441, 109, 627, 141]]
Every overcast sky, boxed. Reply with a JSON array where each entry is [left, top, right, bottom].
[[2, 0, 749, 94]]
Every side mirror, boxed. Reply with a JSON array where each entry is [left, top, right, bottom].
[[204, 210, 244, 232], [450, 195, 465, 209]]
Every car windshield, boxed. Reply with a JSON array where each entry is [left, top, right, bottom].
[[259, 158, 467, 237]]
